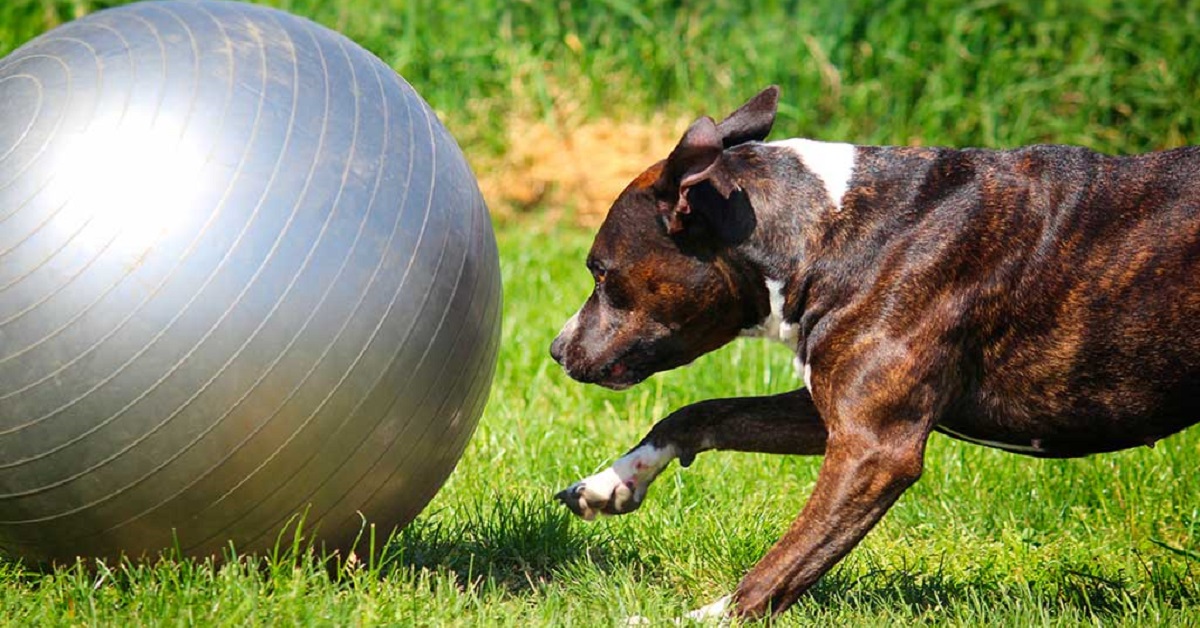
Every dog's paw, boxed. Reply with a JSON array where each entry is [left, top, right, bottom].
[[680, 595, 732, 625], [555, 443, 677, 520], [555, 466, 640, 520], [622, 595, 731, 626]]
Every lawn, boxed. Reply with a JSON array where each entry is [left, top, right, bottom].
[[2, 0, 1200, 625], [0, 221, 1197, 626]]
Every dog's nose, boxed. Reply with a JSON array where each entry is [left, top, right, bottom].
[[549, 335, 566, 365]]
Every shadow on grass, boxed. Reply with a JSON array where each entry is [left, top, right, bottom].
[[378, 496, 1200, 621], [0, 497, 635, 599], [379, 496, 638, 594], [7, 500, 1192, 623], [800, 551, 1200, 620]]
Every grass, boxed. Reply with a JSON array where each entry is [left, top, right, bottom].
[[3, 0, 1200, 625], [0, 222, 1198, 625]]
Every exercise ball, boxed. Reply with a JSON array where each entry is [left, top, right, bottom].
[[0, 0, 501, 564]]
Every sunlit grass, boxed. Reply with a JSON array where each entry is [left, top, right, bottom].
[[2, 1, 1199, 625], [0, 221, 1196, 625]]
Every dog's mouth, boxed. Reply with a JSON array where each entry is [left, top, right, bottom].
[[594, 360, 645, 390], [552, 330, 665, 391], [560, 355, 649, 391]]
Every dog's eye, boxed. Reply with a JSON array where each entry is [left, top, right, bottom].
[[587, 260, 608, 285]]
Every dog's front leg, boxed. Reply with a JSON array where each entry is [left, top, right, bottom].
[[732, 407, 933, 618], [556, 389, 826, 520]]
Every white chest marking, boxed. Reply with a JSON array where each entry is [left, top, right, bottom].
[[771, 138, 857, 211], [743, 278, 815, 394], [758, 278, 800, 346]]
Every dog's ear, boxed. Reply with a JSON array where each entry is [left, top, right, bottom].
[[660, 117, 742, 235], [660, 115, 726, 234], [664, 116, 723, 188], [716, 85, 779, 148], [658, 86, 779, 235]]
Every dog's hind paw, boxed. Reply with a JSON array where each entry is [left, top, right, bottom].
[[681, 595, 732, 624], [621, 595, 731, 626]]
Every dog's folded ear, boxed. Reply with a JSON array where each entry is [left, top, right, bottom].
[[659, 86, 778, 235], [660, 116, 733, 234]]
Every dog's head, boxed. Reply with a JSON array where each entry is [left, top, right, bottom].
[[550, 86, 781, 389]]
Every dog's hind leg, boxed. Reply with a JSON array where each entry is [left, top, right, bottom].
[[555, 389, 825, 520]]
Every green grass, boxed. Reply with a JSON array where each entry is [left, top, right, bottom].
[[3, 0, 1200, 625], [0, 222, 1198, 626]]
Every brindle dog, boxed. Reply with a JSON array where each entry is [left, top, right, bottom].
[[550, 86, 1200, 619]]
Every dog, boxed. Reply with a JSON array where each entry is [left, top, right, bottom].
[[548, 85, 1200, 619]]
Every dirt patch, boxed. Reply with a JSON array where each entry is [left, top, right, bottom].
[[474, 114, 688, 227]]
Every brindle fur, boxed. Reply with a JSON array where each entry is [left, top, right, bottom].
[[550, 86, 1200, 618]]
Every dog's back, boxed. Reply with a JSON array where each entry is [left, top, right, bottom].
[[832, 144, 1200, 455]]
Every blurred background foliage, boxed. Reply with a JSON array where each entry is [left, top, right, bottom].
[[3, 0, 1197, 209]]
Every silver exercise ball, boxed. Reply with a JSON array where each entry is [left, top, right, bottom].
[[0, 0, 501, 564]]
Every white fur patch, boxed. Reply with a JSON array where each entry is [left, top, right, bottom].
[[563, 443, 677, 520], [756, 278, 800, 346], [742, 278, 813, 393], [610, 443, 675, 485], [771, 138, 856, 210], [626, 594, 732, 626], [683, 595, 732, 624]]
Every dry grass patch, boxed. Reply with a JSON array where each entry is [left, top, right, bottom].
[[474, 114, 688, 227]]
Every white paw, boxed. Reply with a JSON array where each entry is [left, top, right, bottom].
[[556, 466, 637, 520], [623, 594, 731, 626], [556, 443, 676, 520], [680, 595, 732, 625]]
